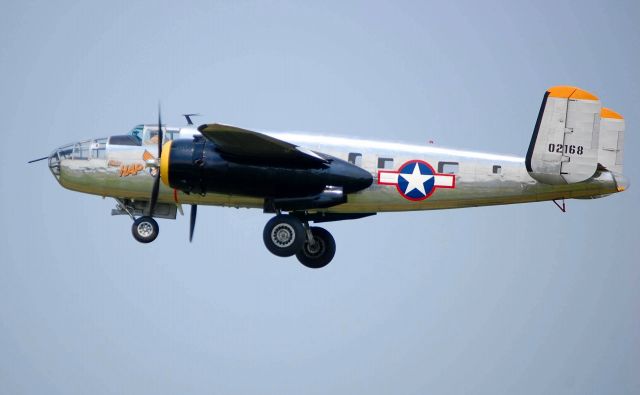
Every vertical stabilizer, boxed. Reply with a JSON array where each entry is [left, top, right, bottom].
[[598, 108, 625, 175], [526, 86, 601, 184]]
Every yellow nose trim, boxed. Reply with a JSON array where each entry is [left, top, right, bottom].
[[160, 140, 172, 186]]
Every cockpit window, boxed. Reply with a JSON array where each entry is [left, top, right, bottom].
[[166, 130, 179, 140], [129, 125, 144, 142], [127, 125, 180, 145], [147, 128, 161, 144], [147, 128, 179, 143]]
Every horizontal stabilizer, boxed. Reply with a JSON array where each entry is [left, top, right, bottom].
[[198, 123, 328, 167], [526, 86, 601, 184]]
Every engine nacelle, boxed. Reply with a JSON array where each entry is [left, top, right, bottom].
[[160, 137, 373, 199]]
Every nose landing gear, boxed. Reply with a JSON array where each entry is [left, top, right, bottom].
[[131, 216, 159, 243], [262, 214, 336, 268]]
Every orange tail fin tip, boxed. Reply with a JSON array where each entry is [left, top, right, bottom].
[[547, 86, 599, 101], [601, 107, 623, 119]]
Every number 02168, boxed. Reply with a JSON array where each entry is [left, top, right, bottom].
[[548, 143, 584, 155]]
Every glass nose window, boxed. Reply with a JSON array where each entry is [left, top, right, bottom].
[[91, 138, 107, 159], [56, 144, 74, 160], [52, 138, 107, 162], [72, 140, 91, 159]]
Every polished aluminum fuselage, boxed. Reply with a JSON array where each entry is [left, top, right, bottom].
[[50, 128, 625, 213]]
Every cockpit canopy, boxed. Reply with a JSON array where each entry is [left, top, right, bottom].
[[108, 124, 182, 147], [127, 124, 181, 145]]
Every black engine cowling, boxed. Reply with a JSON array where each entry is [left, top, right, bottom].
[[161, 137, 373, 201]]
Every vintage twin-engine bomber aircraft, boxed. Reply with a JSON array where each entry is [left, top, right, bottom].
[[34, 86, 628, 268]]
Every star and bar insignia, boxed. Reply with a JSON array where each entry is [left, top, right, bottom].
[[378, 160, 455, 201]]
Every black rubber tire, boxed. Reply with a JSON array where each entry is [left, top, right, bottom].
[[132, 216, 159, 243], [263, 215, 306, 257], [296, 227, 336, 269]]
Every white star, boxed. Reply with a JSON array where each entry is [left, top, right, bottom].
[[400, 163, 433, 196]]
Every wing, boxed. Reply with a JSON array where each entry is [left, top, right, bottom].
[[198, 123, 328, 166]]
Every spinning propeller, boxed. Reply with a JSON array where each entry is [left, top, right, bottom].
[[147, 105, 198, 242]]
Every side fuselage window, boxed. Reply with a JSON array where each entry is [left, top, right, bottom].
[[438, 161, 459, 174], [377, 157, 394, 169], [348, 152, 362, 166], [492, 165, 502, 174]]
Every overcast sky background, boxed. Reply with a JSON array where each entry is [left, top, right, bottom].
[[1, 1, 639, 394]]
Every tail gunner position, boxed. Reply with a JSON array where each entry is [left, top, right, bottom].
[[32, 87, 629, 268]]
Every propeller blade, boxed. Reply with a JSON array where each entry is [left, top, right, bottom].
[[146, 103, 164, 217], [189, 204, 197, 242], [157, 103, 163, 159], [148, 175, 160, 216]]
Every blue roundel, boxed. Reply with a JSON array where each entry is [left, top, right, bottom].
[[397, 161, 435, 200]]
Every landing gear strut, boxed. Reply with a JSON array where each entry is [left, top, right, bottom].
[[132, 216, 159, 243], [262, 214, 337, 268]]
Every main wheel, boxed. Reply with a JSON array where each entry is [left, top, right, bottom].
[[263, 215, 306, 257], [132, 216, 159, 243], [296, 227, 336, 269]]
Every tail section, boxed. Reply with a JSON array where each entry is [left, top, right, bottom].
[[526, 86, 615, 185], [598, 108, 625, 175]]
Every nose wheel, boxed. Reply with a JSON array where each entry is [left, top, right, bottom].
[[132, 216, 159, 243], [263, 214, 336, 268]]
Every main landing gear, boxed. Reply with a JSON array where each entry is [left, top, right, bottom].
[[295, 226, 336, 269], [263, 214, 336, 268]]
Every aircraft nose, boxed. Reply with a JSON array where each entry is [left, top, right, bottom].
[[48, 143, 74, 180]]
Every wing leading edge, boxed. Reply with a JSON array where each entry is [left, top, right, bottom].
[[198, 123, 328, 167]]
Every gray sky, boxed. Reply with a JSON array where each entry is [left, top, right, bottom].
[[2, 1, 639, 394]]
